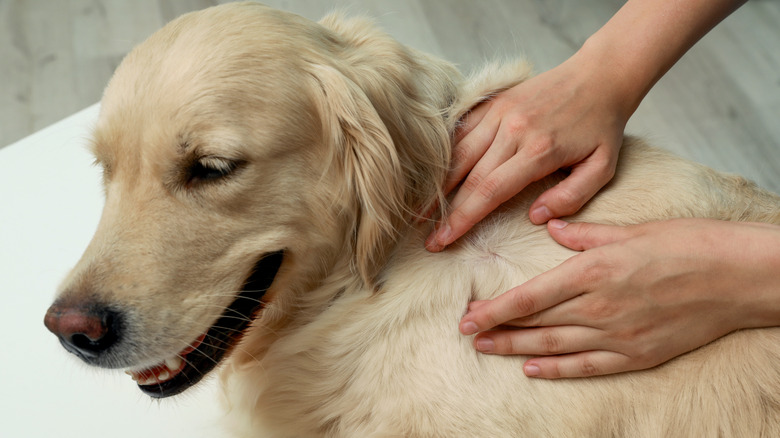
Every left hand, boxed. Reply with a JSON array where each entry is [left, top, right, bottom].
[[424, 52, 628, 252], [459, 218, 780, 378]]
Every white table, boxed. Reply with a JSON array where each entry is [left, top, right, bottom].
[[0, 105, 229, 438]]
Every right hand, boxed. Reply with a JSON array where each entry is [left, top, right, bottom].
[[459, 219, 780, 378]]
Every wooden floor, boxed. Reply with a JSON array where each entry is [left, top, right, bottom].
[[2, 0, 778, 192]]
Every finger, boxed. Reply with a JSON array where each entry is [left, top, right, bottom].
[[437, 116, 573, 250], [547, 220, 640, 251], [453, 100, 492, 144], [432, 150, 556, 251], [447, 129, 522, 213], [466, 300, 490, 313], [473, 326, 607, 356], [490, 294, 594, 329], [459, 258, 584, 334], [445, 105, 496, 195], [522, 350, 635, 379], [432, 164, 526, 251], [528, 151, 617, 224], [449, 112, 553, 210]]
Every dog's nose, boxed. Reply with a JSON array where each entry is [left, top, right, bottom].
[[44, 303, 121, 360]]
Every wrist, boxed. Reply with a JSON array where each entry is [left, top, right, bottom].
[[569, 38, 649, 122], [701, 221, 780, 332], [739, 223, 780, 329]]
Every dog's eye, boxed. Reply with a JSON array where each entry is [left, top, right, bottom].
[[187, 157, 241, 186]]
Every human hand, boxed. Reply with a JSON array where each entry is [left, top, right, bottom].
[[459, 218, 780, 378], [425, 52, 632, 252]]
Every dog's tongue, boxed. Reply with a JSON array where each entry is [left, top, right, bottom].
[[125, 334, 206, 386]]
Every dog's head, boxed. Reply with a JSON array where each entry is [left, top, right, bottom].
[[43, 3, 460, 398]]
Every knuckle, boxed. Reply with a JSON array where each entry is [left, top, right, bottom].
[[511, 292, 538, 316], [540, 330, 563, 355], [576, 255, 611, 285], [579, 357, 601, 376], [502, 335, 524, 354], [451, 145, 471, 168], [582, 299, 617, 321], [525, 135, 555, 159], [461, 173, 484, 193], [476, 176, 502, 202], [503, 116, 530, 137], [550, 186, 582, 213]]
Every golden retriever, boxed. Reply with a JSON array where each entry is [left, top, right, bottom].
[[44, 3, 780, 437]]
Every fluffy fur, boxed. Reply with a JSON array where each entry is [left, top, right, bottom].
[[52, 3, 780, 437]]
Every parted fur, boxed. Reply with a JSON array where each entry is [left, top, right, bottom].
[[56, 3, 780, 437]]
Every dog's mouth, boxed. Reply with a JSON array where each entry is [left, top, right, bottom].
[[125, 251, 284, 398]]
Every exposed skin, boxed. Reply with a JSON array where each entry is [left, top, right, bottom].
[[422, 0, 779, 378], [461, 219, 780, 379], [426, 0, 747, 247]]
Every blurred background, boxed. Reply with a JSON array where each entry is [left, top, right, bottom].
[[2, 0, 779, 189]]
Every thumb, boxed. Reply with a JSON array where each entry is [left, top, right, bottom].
[[528, 146, 619, 224], [547, 219, 638, 251]]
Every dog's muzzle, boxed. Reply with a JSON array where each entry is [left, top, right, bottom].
[[44, 250, 284, 398]]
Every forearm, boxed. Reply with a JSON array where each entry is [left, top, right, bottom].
[[576, 0, 747, 117], [725, 222, 780, 330]]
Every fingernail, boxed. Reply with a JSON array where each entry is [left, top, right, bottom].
[[475, 337, 494, 353], [548, 218, 569, 229], [461, 321, 479, 335], [426, 224, 452, 252], [530, 206, 552, 224], [524, 363, 541, 377]]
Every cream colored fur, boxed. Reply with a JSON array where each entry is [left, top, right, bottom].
[[56, 3, 780, 437]]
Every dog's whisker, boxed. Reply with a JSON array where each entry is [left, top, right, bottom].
[[200, 291, 270, 301]]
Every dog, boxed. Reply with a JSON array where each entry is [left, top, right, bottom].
[[43, 3, 780, 437]]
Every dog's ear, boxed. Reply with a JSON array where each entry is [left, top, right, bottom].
[[307, 64, 407, 285]]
